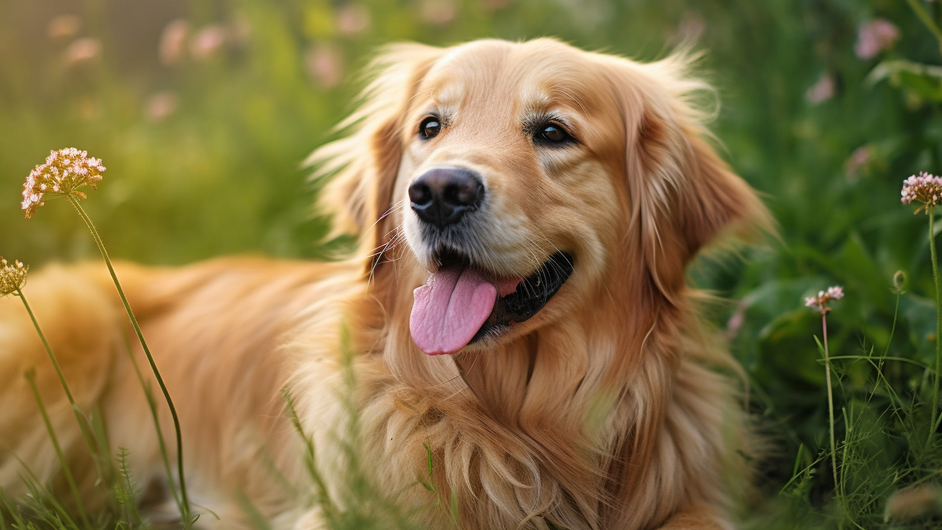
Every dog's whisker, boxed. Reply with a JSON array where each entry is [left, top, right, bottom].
[[368, 226, 406, 284], [521, 236, 547, 297], [363, 238, 397, 264], [363, 199, 405, 242], [362, 223, 404, 264], [372, 221, 407, 254]]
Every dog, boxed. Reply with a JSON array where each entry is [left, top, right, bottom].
[[0, 38, 768, 529]]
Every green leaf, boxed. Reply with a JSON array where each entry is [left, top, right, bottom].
[[867, 60, 942, 102], [867, 60, 942, 86]]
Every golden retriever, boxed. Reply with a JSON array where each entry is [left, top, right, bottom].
[[0, 39, 768, 529]]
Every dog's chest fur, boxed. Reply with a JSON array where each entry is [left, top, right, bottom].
[[287, 277, 738, 530]]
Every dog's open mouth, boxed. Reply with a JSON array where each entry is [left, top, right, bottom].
[[409, 249, 574, 355]]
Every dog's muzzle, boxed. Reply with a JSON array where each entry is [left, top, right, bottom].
[[405, 167, 574, 356], [408, 167, 484, 229]]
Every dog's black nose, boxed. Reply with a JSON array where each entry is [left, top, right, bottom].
[[409, 168, 485, 229]]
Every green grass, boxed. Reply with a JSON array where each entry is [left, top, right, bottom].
[[3, 0, 942, 528]]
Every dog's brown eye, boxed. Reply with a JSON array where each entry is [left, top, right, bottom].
[[419, 116, 441, 139], [539, 123, 570, 143]]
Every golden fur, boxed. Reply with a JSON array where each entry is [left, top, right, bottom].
[[0, 39, 768, 529]]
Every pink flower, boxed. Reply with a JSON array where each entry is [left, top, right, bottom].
[[805, 286, 844, 314], [844, 146, 872, 180], [901, 171, 942, 214], [0, 257, 28, 297], [144, 92, 178, 121], [336, 4, 371, 36], [806, 73, 835, 104], [305, 45, 344, 89], [190, 25, 226, 62], [21, 148, 106, 219], [159, 19, 190, 66], [855, 18, 900, 59], [725, 302, 747, 339], [64, 38, 100, 67]]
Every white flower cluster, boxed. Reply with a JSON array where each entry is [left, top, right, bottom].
[[21, 147, 105, 218], [0, 257, 28, 297], [901, 172, 942, 214], [805, 286, 844, 314]]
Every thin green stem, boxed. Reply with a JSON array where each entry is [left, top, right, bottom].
[[839, 406, 850, 510], [15, 290, 102, 476], [121, 333, 182, 511], [284, 390, 335, 520], [0, 485, 29, 528], [66, 195, 192, 525], [883, 283, 902, 358], [907, 0, 942, 54], [823, 355, 934, 371], [929, 212, 941, 445], [24, 370, 92, 530], [821, 312, 840, 498], [16, 291, 76, 406]]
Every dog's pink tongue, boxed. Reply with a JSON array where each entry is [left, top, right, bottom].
[[410, 266, 498, 356]]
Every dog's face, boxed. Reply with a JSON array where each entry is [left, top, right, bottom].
[[315, 39, 766, 357], [395, 41, 626, 355]]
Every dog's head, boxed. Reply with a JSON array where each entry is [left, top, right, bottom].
[[312, 39, 767, 357]]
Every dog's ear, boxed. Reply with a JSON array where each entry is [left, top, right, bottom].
[[307, 44, 444, 269], [609, 53, 771, 300]]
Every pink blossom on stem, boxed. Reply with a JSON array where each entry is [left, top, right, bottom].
[[159, 19, 190, 66], [805, 286, 844, 314], [806, 73, 835, 104], [901, 172, 942, 214], [855, 18, 900, 59], [190, 26, 226, 61], [64, 38, 100, 67], [21, 148, 106, 219], [0, 257, 28, 297]]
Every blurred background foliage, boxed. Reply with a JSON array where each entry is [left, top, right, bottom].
[[3, 0, 942, 528]]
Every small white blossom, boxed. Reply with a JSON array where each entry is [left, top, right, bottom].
[[0, 257, 28, 297], [21, 148, 106, 218], [901, 172, 942, 214], [805, 286, 844, 314]]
